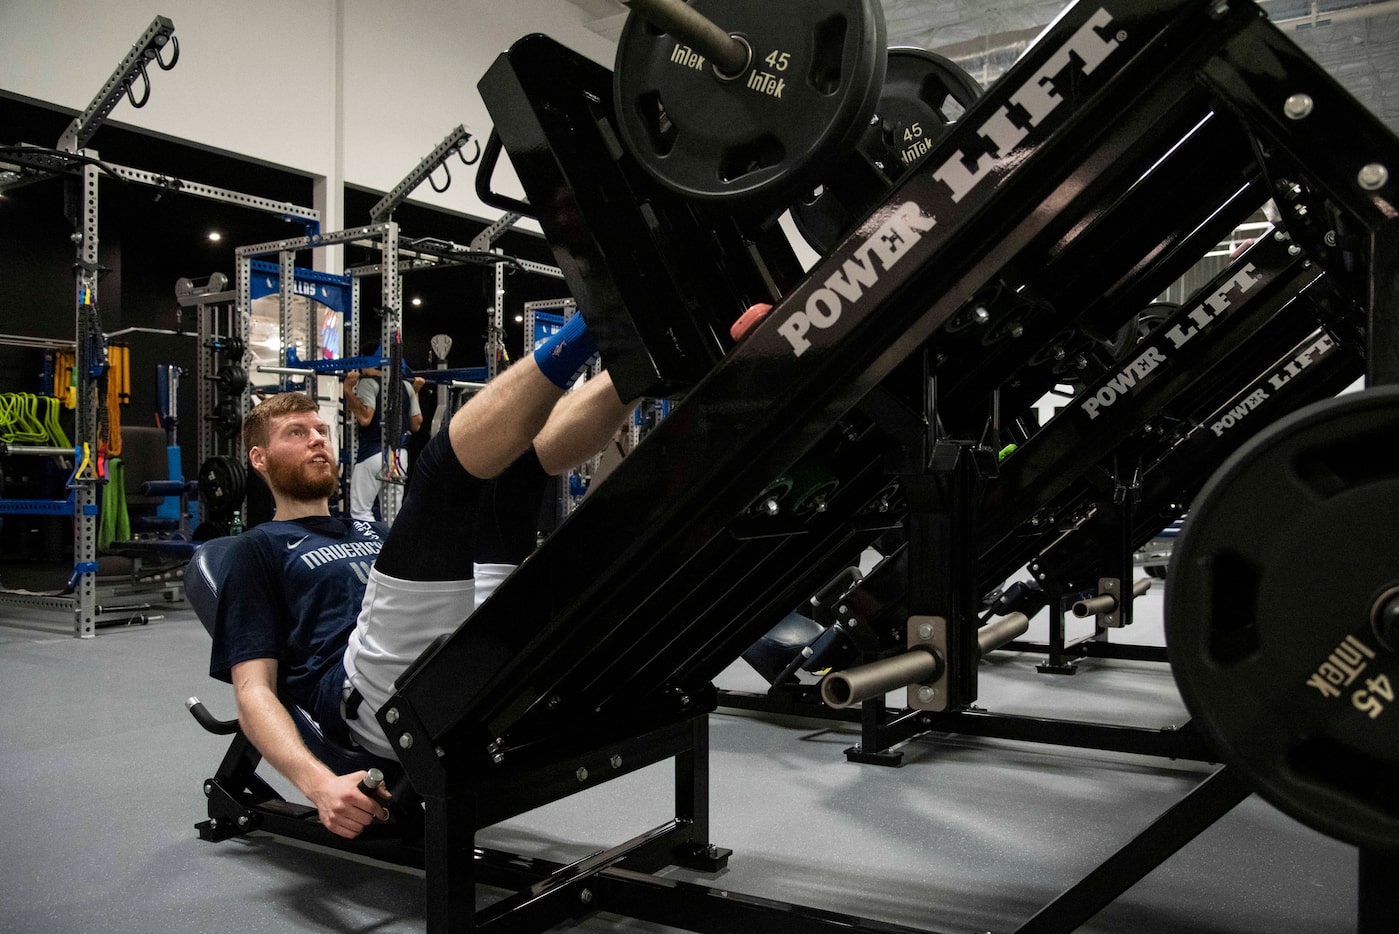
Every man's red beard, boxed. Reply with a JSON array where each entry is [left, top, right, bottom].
[[264, 453, 338, 501]]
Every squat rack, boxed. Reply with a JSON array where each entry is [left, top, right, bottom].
[[0, 15, 319, 636], [254, 124, 568, 522]]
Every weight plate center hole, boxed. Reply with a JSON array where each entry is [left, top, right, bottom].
[[713, 34, 752, 81], [1371, 585, 1399, 653]]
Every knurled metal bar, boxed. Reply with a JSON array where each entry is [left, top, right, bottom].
[[369, 124, 473, 223], [57, 16, 176, 153]]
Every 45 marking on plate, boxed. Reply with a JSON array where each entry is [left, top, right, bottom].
[[1353, 672, 1395, 720]]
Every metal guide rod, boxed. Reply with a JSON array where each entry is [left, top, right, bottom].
[[0, 332, 76, 349], [621, 0, 750, 76], [255, 365, 318, 377], [820, 613, 1031, 709], [58, 16, 176, 152], [1071, 577, 1152, 618], [821, 646, 940, 708], [0, 445, 74, 458], [370, 125, 473, 223]]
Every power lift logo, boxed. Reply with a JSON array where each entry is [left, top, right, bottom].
[[1079, 264, 1261, 421], [778, 8, 1123, 357]]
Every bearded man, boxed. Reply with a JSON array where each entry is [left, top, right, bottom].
[[208, 314, 631, 839]]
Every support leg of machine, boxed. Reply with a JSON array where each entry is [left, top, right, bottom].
[[423, 790, 477, 933], [673, 715, 731, 871], [846, 696, 904, 766], [1036, 590, 1081, 675], [1013, 767, 1251, 934]]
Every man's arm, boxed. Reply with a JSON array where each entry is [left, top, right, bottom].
[[230, 658, 388, 839], [407, 377, 425, 433], [343, 371, 377, 428]]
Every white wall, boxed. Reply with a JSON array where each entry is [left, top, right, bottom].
[[339, 0, 617, 217], [0, 0, 619, 222], [0, 1, 338, 179]]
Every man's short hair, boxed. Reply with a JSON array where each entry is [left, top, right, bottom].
[[243, 392, 322, 450]]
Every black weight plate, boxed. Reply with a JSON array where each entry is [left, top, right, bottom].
[[211, 399, 243, 441], [216, 364, 248, 394], [875, 46, 983, 173], [198, 454, 246, 516], [614, 0, 886, 209], [792, 46, 982, 253], [1104, 301, 1178, 362], [1166, 386, 1399, 852]]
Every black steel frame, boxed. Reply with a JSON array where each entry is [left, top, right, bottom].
[[198, 1, 1399, 931], [195, 708, 737, 924], [712, 231, 1367, 762]]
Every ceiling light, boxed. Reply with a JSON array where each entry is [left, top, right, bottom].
[[208, 231, 222, 241], [514, 314, 524, 322], [411, 297, 422, 307]]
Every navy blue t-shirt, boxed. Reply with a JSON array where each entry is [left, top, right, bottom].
[[209, 516, 388, 720]]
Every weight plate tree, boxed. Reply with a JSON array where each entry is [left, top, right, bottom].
[[613, 0, 887, 211], [1166, 385, 1399, 853], [792, 46, 983, 253]]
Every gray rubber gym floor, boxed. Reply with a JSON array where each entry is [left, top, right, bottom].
[[0, 584, 1357, 934]]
